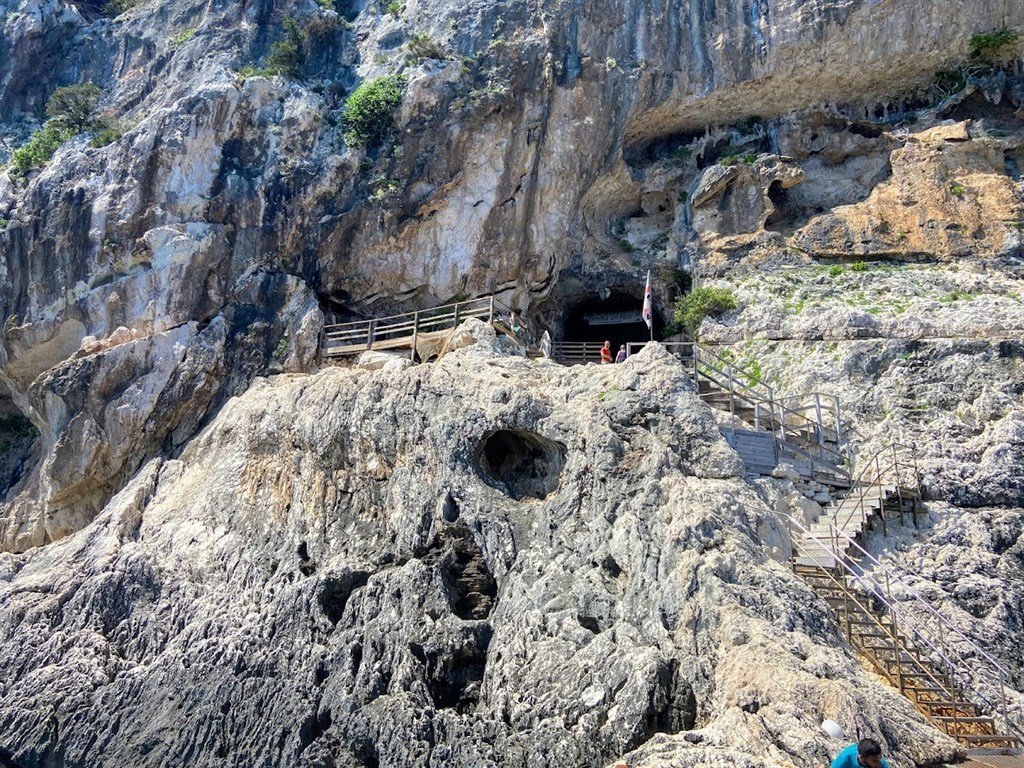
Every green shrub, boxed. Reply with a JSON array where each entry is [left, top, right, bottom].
[[718, 155, 738, 167], [742, 153, 756, 165], [969, 28, 1019, 62], [850, 261, 869, 272], [170, 27, 196, 49], [673, 287, 738, 334], [316, 0, 335, 8], [407, 32, 447, 62], [668, 146, 691, 165], [342, 74, 406, 148], [385, 0, 403, 16], [9, 122, 72, 176], [828, 265, 844, 277], [949, 183, 967, 197], [738, 115, 764, 132], [91, 125, 124, 147], [265, 18, 306, 77], [0, 219, 8, 230], [46, 83, 102, 132]]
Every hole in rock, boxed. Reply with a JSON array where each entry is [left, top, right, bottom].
[[424, 624, 492, 713], [0, 385, 37, 499], [477, 429, 566, 500], [600, 555, 622, 579], [318, 570, 369, 624], [649, 660, 697, 736], [441, 492, 460, 522], [577, 615, 601, 634]]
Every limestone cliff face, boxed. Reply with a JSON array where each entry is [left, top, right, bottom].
[[2, 0, 1023, 546], [0, 340, 959, 767], [2, 0, 1024, 763]]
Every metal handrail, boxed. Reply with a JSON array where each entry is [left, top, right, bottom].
[[830, 443, 919, 544], [823, 521, 1022, 741], [791, 512, 1023, 743], [791, 516, 956, 700], [623, 340, 850, 479]]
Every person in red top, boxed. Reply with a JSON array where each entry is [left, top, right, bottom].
[[600, 340, 613, 364]]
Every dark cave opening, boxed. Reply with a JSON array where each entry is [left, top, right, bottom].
[[0, 385, 37, 500], [477, 429, 566, 501], [562, 291, 664, 352]]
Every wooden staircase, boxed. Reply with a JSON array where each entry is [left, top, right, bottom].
[[796, 563, 1021, 751], [786, 445, 1021, 753]]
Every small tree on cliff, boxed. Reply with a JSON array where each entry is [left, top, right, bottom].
[[8, 83, 110, 178], [342, 74, 406, 149], [46, 84, 103, 133], [673, 287, 738, 337]]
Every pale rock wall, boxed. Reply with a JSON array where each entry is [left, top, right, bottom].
[[0, 339, 961, 767]]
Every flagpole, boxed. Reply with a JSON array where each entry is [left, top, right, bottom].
[[642, 269, 654, 344]]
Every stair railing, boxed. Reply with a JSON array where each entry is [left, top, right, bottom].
[[687, 344, 851, 477], [819, 519, 1023, 745], [832, 443, 920, 547], [790, 513, 1023, 746], [790, 514, 956, 697]]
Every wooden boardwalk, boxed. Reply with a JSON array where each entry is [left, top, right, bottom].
[[320, 295, 525, 362]]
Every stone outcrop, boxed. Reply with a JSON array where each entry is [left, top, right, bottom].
[[2, 0, 1024, 763], [2, 0, 1024, 546], [0, 338, 960, 767]]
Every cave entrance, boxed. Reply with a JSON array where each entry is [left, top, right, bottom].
[[0, 383, 36, 498], [563, 290, 664, 351]]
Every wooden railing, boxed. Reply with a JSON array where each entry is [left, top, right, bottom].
[[320, 296, 525, 361]]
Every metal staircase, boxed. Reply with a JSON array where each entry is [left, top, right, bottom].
[[795, 562, 1019, 750], [786, 446, 1022, 753], [550, 340, 852, 487]]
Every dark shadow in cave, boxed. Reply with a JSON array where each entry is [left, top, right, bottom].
[[563, 290, 665, 351], [476, 429, 566, 501]]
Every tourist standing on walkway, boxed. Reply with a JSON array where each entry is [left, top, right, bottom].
[[615, 345, 627, 363], [600, 340, 613, 364]]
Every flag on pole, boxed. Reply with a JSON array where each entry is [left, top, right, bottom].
[[642, 270, 653, 331]]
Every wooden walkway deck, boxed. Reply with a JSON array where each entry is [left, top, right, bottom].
[[320, 295, 524, 361]]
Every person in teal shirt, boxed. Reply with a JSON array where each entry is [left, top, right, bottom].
[[832, 739, 890, 768]]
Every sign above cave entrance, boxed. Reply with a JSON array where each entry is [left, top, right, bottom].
[[585, 311, 639, 326]]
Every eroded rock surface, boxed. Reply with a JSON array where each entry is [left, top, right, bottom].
[[0, 340, 959, 767]]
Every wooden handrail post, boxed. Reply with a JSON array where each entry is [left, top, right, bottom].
[[814, 394, 825, 447], [410, 311, 419, 362], [834, 397, 843, 446], [877, 454, 886, 536], [453, 302, 461, 328], [488, 295, 494, 325], [368, 319, 376, 350]]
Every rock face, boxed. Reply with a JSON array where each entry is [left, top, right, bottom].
[[2, 0, 1024, 763], [697, 262, 1024, 508], [2, 0, 1024, 547], [0, 339, 959, 767]]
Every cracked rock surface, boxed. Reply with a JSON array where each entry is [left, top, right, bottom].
[[0, 338, 959, 767]]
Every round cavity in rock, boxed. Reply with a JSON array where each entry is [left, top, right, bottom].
[[476, 429, 566, 500]]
